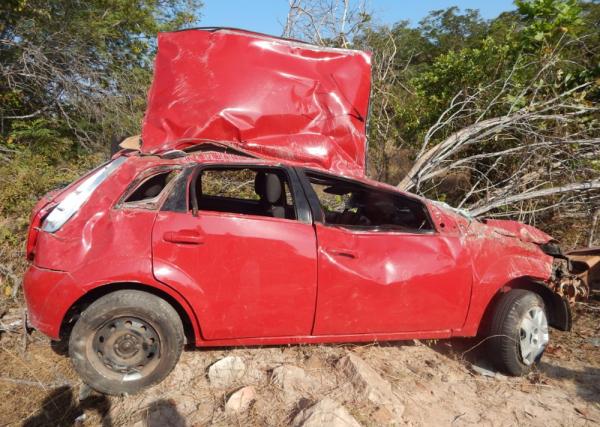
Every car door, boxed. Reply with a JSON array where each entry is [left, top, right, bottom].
[[152, 165, 317, 340], [300, 170, 473, 335]]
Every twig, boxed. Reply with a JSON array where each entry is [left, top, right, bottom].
[[0, 376, 71, 388]]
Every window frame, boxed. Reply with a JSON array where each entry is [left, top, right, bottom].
[[296, 168, 438, 235], [116, 165, 183, 211], [183, 163, 313, 224]]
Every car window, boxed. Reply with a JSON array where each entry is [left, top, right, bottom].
[[306, 172, 433, 232], [191, 167, 296, 220], [122, 170, 179, 209]]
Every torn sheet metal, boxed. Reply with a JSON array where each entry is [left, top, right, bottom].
[[566, 246, 600, 292], [141, 28, 372, 177]]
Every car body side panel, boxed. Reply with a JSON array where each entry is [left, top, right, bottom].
[[25, 158, 203, 341], [24, 208, 202, 342], [152, 210, 318, 340], [455, 220, 554, 335], [23, 265, 81, 339]]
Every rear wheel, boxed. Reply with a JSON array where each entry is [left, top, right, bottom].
[[487, 289, 549, 376], [69, 290, 184, 395]]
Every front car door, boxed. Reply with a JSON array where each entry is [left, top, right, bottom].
[[152, 164, 317, 340], [299, 170, 473, 335]]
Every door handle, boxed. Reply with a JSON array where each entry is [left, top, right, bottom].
[[163, 230, 204, 245], [324, 248, 357, 259]]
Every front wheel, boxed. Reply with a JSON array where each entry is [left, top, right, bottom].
[[487, 289, 549, 376], [69, 290, 184, 395]]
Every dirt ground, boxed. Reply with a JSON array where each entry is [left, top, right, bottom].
[[0, 299, 598, 427]]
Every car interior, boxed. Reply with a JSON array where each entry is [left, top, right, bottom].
[[191, 167, 296, 220], [123, 170, 179, 208], [306, 173, 434, 232]]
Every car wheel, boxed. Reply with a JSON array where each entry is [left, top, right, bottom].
[[69, 290, 184, 395], [487, 289, 549, 376]]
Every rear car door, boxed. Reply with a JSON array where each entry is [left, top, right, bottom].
[[152, 164, 317, 340], [300, 170, 473, 335]]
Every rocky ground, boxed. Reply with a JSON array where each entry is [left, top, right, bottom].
[[0, 299, 598, 427]]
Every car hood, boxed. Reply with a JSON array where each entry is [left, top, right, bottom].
[[429, 201, 555, 245], [140, 28, 372, 177], [483, 219, 555, 245]]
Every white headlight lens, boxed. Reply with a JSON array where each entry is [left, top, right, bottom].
[[42, 157, 127, 232]]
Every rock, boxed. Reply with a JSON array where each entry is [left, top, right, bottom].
[[304, 354, 325, 371], [225, 386, 256, 414], [208, 356, 246, 388], [588, 337, 600, 347], [371, 406, 394, 425], [470, 363, 496, 378], [337, 353, 404, 418], [292, 398, 361, 427], [271, 365, 319, 399]]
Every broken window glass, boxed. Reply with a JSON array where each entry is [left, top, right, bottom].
[[306, 172, 433, 232]]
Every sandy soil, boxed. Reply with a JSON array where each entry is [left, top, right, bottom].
[[0, 301, 598, 427]]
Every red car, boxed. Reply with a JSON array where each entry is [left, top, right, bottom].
[[23, 29, 581, 395]]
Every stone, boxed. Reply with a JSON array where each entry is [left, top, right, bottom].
[[337, 353, 404, 418], [208, 356, 246, 388], [225, 386, 256, 414], [304, 354, 325, 371], [271, 365, 319, 399], [292, 398, 361, 427]]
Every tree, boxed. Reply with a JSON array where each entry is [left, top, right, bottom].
[[0, 0, 202, 151], [397, 0, 599, 224]]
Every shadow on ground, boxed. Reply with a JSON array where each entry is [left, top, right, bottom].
[[22, 385, 111, 427], [427, 336, 600, 405], [540, 362, 600, 404], [143, 399, 186, 427]]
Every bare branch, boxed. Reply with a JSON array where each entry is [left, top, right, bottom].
[[468, 180, 600, 217]]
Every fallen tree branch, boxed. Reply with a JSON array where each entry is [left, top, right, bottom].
[[468, 179, 600, 217]]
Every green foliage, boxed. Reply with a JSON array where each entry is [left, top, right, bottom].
[[410, 37, 513, 129], [516, 0, 583, 45], [0, 118, 103, 242], [418, 7, 487, 53]]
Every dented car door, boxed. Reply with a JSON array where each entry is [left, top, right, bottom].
[[299, 171, 473, 335], [312, 225, 473, 335]]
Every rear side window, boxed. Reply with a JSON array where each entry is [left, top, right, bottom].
[[191, 167, 296, 220], [122, 170, 178, 209]]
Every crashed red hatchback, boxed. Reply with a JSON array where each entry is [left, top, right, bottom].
[[23, 28, 588, 395]]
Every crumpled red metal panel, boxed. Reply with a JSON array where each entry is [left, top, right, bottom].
[[484, 219, 555, 244], [141, 28, 372, 177]]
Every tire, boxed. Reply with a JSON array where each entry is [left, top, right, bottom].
[[69, 290, 184, 395], [487, 289, 549, 376]]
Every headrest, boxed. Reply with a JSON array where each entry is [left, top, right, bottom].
[[254, 172, 282, 204]]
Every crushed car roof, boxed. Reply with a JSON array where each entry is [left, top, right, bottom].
[[140, 27, 372, 178]]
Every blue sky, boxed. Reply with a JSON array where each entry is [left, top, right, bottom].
[[200, 1, 517, 36]]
